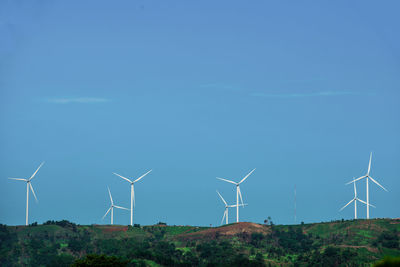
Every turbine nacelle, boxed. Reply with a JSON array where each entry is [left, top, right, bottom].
[[113, 170, 152, 185], [217, 190, 248, 225], [339, 197, 375, 212], [113, 169, 152, 226], [102, 187, 129, 224], [343, 152, 387, 220], [8, 162, 45, 225], [345, 153, 387, 192], [217, 168, 255, 223]]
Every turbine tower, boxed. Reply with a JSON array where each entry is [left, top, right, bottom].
[[113, 170, 152, 226], [102, 187, 129, 225], [9, 162, 44, 226], [217, 168, 255, 223], [340, 177, 374, 219], [346, 152, 387, 219], [217, 191, 247, 225]]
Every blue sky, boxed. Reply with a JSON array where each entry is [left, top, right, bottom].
[[0, 0, 399, 226]]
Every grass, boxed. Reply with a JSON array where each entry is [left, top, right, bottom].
[[143, 259, 162, 267], [4, 218, 399, 266], [14, 224, 65, 236], [163, 226, 198, 236], [354, 247, 379, 262], [176, 247, 192, 253], [381, 247, 400, 257]]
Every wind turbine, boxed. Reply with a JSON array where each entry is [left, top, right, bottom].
[[340, 177, 375, 219], [217, 191, 247, 225], [346, 152, 387, 219], [9, 162, 44, 226], [102, 187, 129, 225], [217, 168, 255, 223], [113, 170, 152, 226]]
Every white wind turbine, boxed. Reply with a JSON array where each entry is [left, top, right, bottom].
[[340, 177, 375, 219], [9, 162, 44, 226], [217, 191, 247, 225], [113, 170, 152, 226], [217, 168, 255, 223], [346, 152, 387, 219], [102, 187, 129, 225]]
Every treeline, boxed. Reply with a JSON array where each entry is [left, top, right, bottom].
[[43, 220, 78, 228], [0, 222, 265, 266], [0, 229, 265, 266], [0, 219, 399, 266]]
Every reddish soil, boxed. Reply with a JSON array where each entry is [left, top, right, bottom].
[[176, 222, 271, 241], [95, 225, 128, 233], [337, 244, 378, 253], [179, 227, 198, 235]]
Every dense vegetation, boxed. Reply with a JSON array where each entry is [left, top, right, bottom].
[[0, 219, 399, 266]]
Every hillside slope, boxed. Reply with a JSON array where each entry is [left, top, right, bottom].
[[0, 219, 399, 266]]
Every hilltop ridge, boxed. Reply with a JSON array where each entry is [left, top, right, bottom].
[[0, 219, 399, 266]]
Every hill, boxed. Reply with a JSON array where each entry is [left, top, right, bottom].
[[0, 219, 399, 266]]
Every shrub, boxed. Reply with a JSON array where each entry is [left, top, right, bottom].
[[72, 254, 128, 267]]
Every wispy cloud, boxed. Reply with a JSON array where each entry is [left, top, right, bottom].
[[45, 97, 110, 104], [250, 91, 374, 98]]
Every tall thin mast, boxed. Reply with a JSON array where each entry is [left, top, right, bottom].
[[294, 184, 297, 223]]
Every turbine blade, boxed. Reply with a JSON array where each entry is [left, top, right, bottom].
[[369, 176, 388, 192], [134, 169, 152, 183], [228, 203, 248, 208], [346, 176, 366, 185], [239, 168, 256, 184], [357, 198, 376, 208], [339, 199, 354, 211], [216, 177, 237, 185], [357, 198, 367, 205], [353, 178, 357, 197], [367, 152, 372, 175], [221, 210, 226, 225], [8, 178, 27, 181], [102, 207, 111, 220], [30, 183, 38, 203], [114, 205, 129, 211], [238, 186, 244, 206], [216, 190, 227, 206], [107, 187, 113, 204], [113, 172, 132, 183], [30, 162, 45, 180]]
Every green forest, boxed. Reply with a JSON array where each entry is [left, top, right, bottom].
[[0, 219, 399, 266]]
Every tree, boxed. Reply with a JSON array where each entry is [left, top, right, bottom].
[[254, 252, 266, 266], [69, 238, 85, 253], [251, 233, 264, 248], [72, 254, 128, 267], [48, 254, 75, 267], [374, 256, 400, 267], [376, 230, 399, 249]]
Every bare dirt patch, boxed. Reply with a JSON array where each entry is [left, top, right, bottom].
[[95, 225, 128, 233], [175, 222, 271, 241], [337, 244, 378, 253]]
